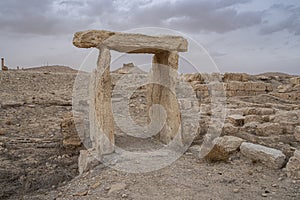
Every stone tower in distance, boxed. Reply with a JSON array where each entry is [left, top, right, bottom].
[[1, 58, 8, 71]]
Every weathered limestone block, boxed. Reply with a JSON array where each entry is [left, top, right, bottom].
[[191, 82, 208, 91], [290, 77, 300, 86], [295, 126, 300, 142], [273, 110, 300, 125], [61, 112, 82, 149], [93, 46, 115, 155], [272, 92, 300, 101], [244, 115, 263, 124], [242, 122, 259, 134], [183, 73, 204, 83], [226, 90, 237, 97], [78, 149, 101, 174], [73, 30, 188, 53], [277, 85, 291, 93], [250, 82, 270, 92], [286, 150, 300, 179], [244, 107, 275, 115], [240, 142, 286, 169], [147, 51, 181, 144], [214, 136, 245, 153], [222, 123, 239, 135], [256, 123, 283, 136], [205, 136, 245, 161], [227, 115, 245, 127], [225, 82, 245, 91], [223, 73, 249, 82], [227, 108, 245, 115]]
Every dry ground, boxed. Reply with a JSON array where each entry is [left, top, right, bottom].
[[0, 67, 299, 200]]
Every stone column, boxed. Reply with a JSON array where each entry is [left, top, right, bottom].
[[1, 58, 4, 70], [147, 51, 181, 144], [90, 46, 115, 157]]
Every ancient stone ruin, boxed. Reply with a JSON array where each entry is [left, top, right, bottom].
[[1, 58, 8, 71], [73, 30, 188, 159]]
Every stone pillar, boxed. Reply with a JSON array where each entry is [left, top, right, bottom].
[[90, 46, 115, 157], [1, 58, 4, 70], [147, 51, 181, 144]]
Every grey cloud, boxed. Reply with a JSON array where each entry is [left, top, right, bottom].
[[0, 0, 95, 36], [260, 3, 300, 35], [0, 0, 264, 36], [97, 0, 264, 33]]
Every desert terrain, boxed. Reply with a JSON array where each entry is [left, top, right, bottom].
[[0, 65, 300, 200]]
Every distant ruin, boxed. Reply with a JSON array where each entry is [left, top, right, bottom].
[[73, 30, 188, 158], [1, 58, 8, 71]]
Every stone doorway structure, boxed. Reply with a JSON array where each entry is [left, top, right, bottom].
[[73, 30, 188, 159]]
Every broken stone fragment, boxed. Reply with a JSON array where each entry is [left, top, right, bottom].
[[286, 150, 300, 180], [290, 77, 300, 86], [61, 112, 82, 149], [204, 136, 245, 162], [78, 149, 101, 175], [227, 115, 245, 127], [240, 142, 286, 169], [73, 30, 188, 53], [256, 123, 283, 136], [222, 123, 239, 135]]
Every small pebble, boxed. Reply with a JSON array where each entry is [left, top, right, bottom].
[[233, 189, 239, 193], [261, 193, 268, 197], [121, 194, 128, 198]]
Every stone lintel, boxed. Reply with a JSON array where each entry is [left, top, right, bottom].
[[73, 30, 188, 53]]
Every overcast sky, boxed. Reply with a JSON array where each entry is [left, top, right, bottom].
[[0, 0, 299, 74]]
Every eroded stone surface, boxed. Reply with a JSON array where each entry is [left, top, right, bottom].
[[286, 150, 300, 179], [61, 112, 82, 149], [73, 30, 188, 53], [78, 149, 100, 175], [240, 142, 286, 169], [204, 136, 244, 161], [93, 46, 115, 156], [147, 51, 181, 144]]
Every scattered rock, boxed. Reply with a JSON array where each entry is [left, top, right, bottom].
[[258, 76, 271, 81], [228, 115, 245, 127], [222, 123, 239, 135], [233, 188, 239, 193], [261, 193, 268, 197], [108, 183, 127, 194], [0, 128, 6, 135], [290, 77, 300, 86], [91, 181, 101, 190], [121, 193, 128, 198], [73, 190, 88, 196], [277, 85, 290, 93], [244, 115, 263, 124], [286, 150, 300, 180], [214, 136, 245, 153], [240, 142, 286, 169], [204, 136, 245, 162], [61, 112, 82, 149], [256, 123, 283, 136]]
